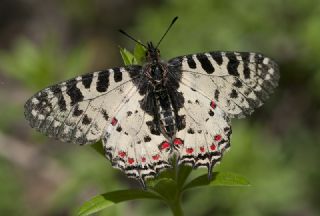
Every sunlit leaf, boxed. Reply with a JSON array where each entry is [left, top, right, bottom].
[[183, 172, 250, 191], [77, 189, 162, 216], [133, 42, 147, 64], [119, 47, 136, 65]]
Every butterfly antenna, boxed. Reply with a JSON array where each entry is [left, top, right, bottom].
[[156, 16, 178, 49], [119, 29, 147, 49]]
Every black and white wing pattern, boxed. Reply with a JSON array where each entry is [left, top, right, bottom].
[[168, 51, 279, 173], [24, 65, 142, 145], [102, 87, 172, 182], [24, 65, 172, 184]]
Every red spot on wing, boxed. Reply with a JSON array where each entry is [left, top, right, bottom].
[[111, 117, 118, 126], [152, 154, 160, 160], [214, 134, 222, 141], [210, 100, 216, 109], [161, 141, 170, 150], [186, 148, 194, 154], [200, 146, 205, 152], [141, 157, 146, 163], [118, 151, 126, 158], [210, 144, 216, 151], [128, 157, 134, 164], [173, 138, 183, 145]]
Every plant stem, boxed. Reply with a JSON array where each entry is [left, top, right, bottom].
[[169, 196, 184, 216]]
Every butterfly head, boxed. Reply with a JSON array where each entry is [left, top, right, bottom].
[[119, 16, 178, 65], [146, 42, 160, 63], [145, 43, 167, 87]]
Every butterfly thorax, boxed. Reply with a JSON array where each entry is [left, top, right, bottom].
[[146, 42, 160, 63], [144, 42, 169, 87]]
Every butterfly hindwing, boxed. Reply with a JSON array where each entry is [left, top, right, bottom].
[[172, 78, 231, 172], [24, 65, 142, 145], [102, 87, 171, 182]]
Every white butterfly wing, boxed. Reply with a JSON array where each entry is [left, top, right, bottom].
[[24, 66, 142, 145], [169, 51, 279, 118]]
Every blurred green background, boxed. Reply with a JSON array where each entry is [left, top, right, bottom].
[[0, 0, 319, 215]]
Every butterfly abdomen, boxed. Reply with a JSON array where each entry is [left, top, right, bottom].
[[154, 88, 176, 138]]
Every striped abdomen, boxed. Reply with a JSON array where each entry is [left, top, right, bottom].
[[154, 88, 176, 138]]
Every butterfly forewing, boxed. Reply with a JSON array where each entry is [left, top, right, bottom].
[[168, 51, 279, 118], [24, 65, 142, 145]]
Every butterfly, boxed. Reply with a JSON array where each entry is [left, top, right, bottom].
[[24, 17, 279, 187]]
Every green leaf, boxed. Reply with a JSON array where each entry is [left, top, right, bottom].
[[89, 141, 105, 157], [183, 172, 250, 191], [77, 189, 162, 216], [149, 178, 178, 202], [119, 47, 136, 65], [176, 165, 193, 188], [133, 42, 147, 64], [149, 177, 184, 216]]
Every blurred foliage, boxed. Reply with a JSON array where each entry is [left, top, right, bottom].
[[0, 0, 319, 215], [0, 37, 94, 90], [0, 158, 24, 215]]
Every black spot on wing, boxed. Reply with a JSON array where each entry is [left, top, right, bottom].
[[146, 121, 161, 135], [96, 70, 109, 92], [144, 135, 151, 142], [82, 114, 91, 125], [224, 127, 232, 137], [210, 52, 223, 65], [66, 79, 84, 106], [187, 128, 195, 134], [230, 89, 238, 98], [233, 79, 243, 88], [186, 55, 196, 69], [82, 73, 93, 88], [51, 86, 67, 111], [73, 104, 83, 116], [113, 68, 122, 82], [255, 54, 264, 65], [214, 89, 220, 101], [101, 109, 109, 120], [240, 52, 251, 79], [226, 52, 239, 76], [116, 125, 122, 132], [51, 85, 61, 95], [58, 97, 67, 111], [196, 53, 215, 74], [209, 110, 215, 116]]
